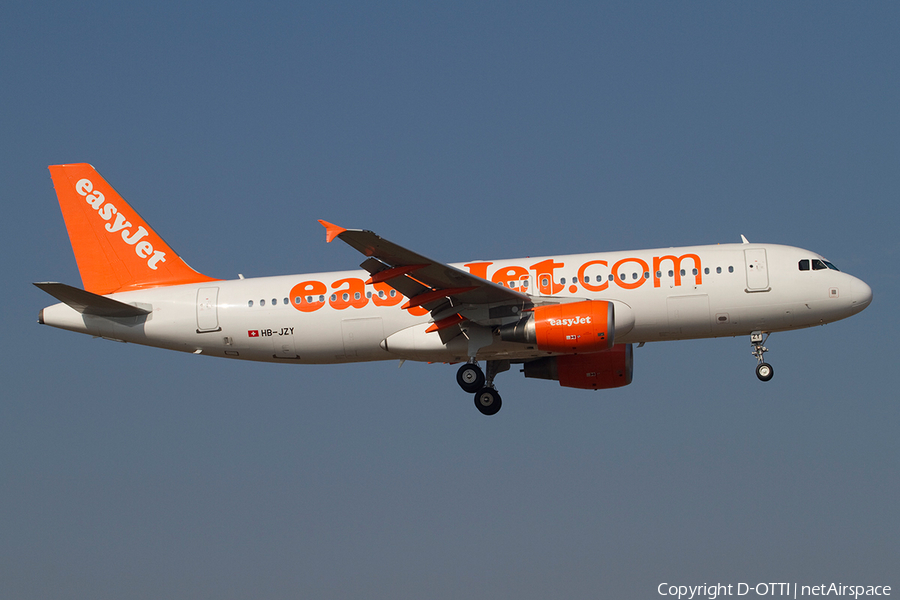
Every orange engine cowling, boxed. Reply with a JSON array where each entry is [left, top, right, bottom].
[[523, 344, 634, 390], [499, 300, 614, 353]]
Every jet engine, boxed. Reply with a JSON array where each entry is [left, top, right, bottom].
[[498, 300, 614, 353], [523, 344, 634, 390]]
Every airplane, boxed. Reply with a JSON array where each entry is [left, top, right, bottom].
[[36, 164, 873, 415]]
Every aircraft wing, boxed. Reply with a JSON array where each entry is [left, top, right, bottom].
[[319, 221, 531, 330]]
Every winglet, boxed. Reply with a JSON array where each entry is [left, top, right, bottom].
[[741, 234, 750, 244], [318, 220, 347, 243]]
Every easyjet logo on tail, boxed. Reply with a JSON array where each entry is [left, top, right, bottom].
[[75, 178, 167, 270]]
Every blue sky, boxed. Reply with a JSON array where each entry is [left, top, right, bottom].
[[2, 2, 898, 598]]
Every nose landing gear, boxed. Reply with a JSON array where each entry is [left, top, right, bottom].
[[751, 331, 774, 382], [458, 360, 509, 415]]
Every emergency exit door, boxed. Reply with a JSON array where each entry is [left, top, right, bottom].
[[196, 287, 220, 332]]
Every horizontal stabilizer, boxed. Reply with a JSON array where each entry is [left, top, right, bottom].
[[34, 282, 150, 317]]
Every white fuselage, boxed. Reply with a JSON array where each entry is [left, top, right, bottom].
[[40, 243, 872, 364]]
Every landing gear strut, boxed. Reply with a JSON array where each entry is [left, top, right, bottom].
[[751, 331, 774, 382], [461, 359, 509, 415]]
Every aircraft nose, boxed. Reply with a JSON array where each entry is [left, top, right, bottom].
[[849, 277, 873, 314]]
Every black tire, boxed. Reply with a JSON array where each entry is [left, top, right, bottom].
[[474, 387, 502, 416], [756, 362, 774, 382], [457, 363, 485, 393]]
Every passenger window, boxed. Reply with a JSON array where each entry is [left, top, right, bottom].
[[378, 290, 385, 298], [330, 294, 337, 302], [561, 278, 566, 284], [542, 278, 549, 287], [272, 299, 277, 306], [799, 259, 810, 271], [283, 298, 289, 305], [583, 276, 589, 283], [692, 269, 698, 276], [716, 267, 722, 274], [668, 270, 674, 277], [596, 275, 602, 282], [354, 292, 360, 300], [680, 269, 686, 277], [644, 272, 650, 279], [319, 295, 325, 302], [366, 291, 372, 298], [390, 290, 397, 297], [632, 273, 638, 280], [656, 271, 662, 278], [260, 299, 265, 306], [248, 300, 253, 307], [608, 274, 614, 281], [728, 266, 734, 273], [342, 293, 349, 301], [619, 273, 626, 281], [704, 268, 709, 275]]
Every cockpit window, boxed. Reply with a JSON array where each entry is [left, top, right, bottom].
[[812, 259, 828, 271], [823, 261, 840, 271], [799, 259, 810, 271]]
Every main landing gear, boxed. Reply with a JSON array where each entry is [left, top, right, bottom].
[[474, 387, 502, 416], [751, 331, 774, 382], [457, 360, 509, 416], [456, 362, 485, 393]]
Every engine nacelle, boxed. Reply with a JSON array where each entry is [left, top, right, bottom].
[[523, 344, 634, 390], [499, 300, 614, 353]]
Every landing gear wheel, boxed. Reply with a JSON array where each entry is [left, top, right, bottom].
[[457, 363, 485, 393], [474, 387, 502, 416], [756, 362, 774, 382]]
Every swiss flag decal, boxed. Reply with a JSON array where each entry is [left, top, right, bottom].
[[248, 330, 259, 337]]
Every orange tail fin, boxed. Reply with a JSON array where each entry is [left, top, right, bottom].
[[48, 164, 218, 295]]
